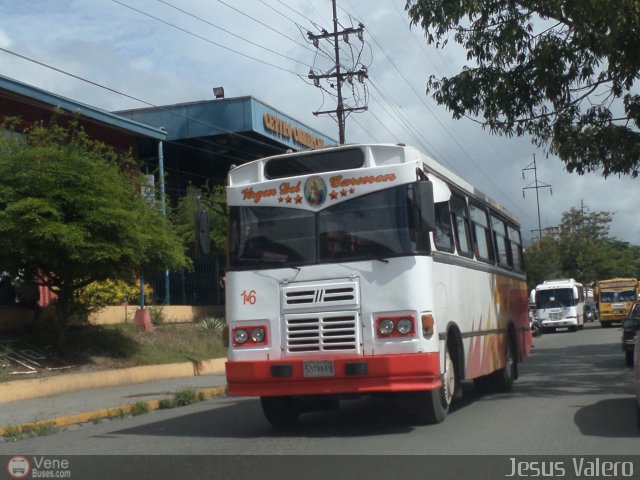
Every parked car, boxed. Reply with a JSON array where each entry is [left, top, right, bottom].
[[584, 301, 599, 323], [622, 301, 640, 367]]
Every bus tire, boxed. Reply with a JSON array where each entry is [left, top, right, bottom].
[[260, 396, 300, 428], [490, 332, 516, 392], [403, 343, 455, 424]]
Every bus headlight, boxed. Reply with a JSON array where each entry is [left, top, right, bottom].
[[251, 327, 266, 343], [234, 328, 249, 345], [232, 325, 269, 347], [375, 315, 416, 338], [397, 318, 414, 335], [378, 319, 395, 336]]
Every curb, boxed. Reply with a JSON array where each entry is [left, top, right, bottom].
[[0, 386, 228, 438], [0, 358, 227, 404]]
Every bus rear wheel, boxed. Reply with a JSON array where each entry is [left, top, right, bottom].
[[403, 343, 455, 424], [490, 333, 516, 392], [260, 396, 300, 428]]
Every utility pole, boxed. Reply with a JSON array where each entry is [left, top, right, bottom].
[[579, 199, 589, 216], [307, 0, 368, 144], [522, 154, 552, 240]]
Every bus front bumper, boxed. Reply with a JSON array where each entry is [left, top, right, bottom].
[[225, 353, 441, 397]]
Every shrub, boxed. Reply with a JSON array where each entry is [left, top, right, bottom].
[[198, 317, 226, 338], [175, 388, 200, 406], [77, 279, 152, 311]]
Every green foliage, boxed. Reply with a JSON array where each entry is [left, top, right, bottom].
[[173, 184, 227, 256], [406, 0, 640, 177], [0, 116, 188, 331], [175, 388, 200, 406], [3, 422, 58, 441], [525, 208, 640, 289], [130, 401, 150, 416], [77, 279, 150, 311], [148, 306, 166, 326], [158, 398, 177, 409], [198, 316, 226, 337]]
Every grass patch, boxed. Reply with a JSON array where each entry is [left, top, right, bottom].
[[11, 321, 227, 371], [175, 388, 201, 406], [3, 422, 59, 441], [158, 398, 177, 409], [130, 401, 150, 416]]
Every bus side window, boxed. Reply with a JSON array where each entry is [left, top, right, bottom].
[[433, 201, 454, 252], [491, 214, 511, 268], [469, 203, 495, 263], [507, 225, 525, 272], [450, 194, 473, 257]]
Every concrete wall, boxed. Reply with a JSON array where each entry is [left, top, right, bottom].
[[0, 305, 225, 331], [89, 305, 225, 325]]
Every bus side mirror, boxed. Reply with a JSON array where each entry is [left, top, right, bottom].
[[416, 180, 435, 233]]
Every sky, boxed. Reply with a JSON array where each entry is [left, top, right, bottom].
[[0, 0, 638, 245]]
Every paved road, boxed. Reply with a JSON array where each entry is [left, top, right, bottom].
[[2, 323, 637, 460]]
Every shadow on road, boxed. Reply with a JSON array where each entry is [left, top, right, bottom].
[[573, 397, 639, 439], [110, 395, 423, 439]]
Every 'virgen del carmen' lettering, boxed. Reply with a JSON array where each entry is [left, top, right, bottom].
[[241, 187, 277, 203], [329, 173, 397, 188], [279, 181, 300, 195]]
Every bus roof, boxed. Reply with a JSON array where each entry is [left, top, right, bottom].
[[597, 278, 638, 288], [227, 143, 519, 223], [537, 278, 582, 289]]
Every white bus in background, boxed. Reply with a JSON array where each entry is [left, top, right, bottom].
[[224, 143, 531, 427], [534, 279, 585, 332]]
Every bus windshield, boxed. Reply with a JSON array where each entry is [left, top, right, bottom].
[[536, 288, 574, 308], [600, 290, 638, 302], [229, 184, 425, 269]]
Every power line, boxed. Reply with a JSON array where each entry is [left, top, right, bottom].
[[218, 0, 329, 60], [111, 0, 302, 76], [0, 47, 290, 155], [155, 0, 312, 69]]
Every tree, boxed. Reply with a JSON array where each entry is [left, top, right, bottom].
[[525, 207, 640, 288], [0, 117, 189, 329], [406, 0, 640, 177], [524, 236, 562, 289], [173, 184, 227, 257]]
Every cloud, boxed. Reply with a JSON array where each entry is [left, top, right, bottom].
[[0, 29, 11, 48]]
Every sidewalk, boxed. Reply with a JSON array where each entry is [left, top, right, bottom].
[[0, 359, 228, 436]]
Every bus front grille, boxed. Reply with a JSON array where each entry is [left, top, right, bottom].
[[285, 312, 359, 353], [282, 279, 359, 310]]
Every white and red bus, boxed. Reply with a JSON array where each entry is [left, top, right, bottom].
[[224, 144, 531, 426]]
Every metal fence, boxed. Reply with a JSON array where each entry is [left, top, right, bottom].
[[147, 255, 225, 306]]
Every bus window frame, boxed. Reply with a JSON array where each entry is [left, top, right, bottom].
[[449, 191, 474, 258], [468, 201, 496, 265], [490, 213, 513, 270], [507, 224, 525, 273], [433, 200, 455, 253]]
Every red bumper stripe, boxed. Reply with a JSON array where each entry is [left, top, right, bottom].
[[225, 353, 441, 397]]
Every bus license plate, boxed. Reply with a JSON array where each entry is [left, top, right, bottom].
[[303, 360, 334, 377]]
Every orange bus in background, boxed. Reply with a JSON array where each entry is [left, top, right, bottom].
[[597, 278, 640, 327]]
